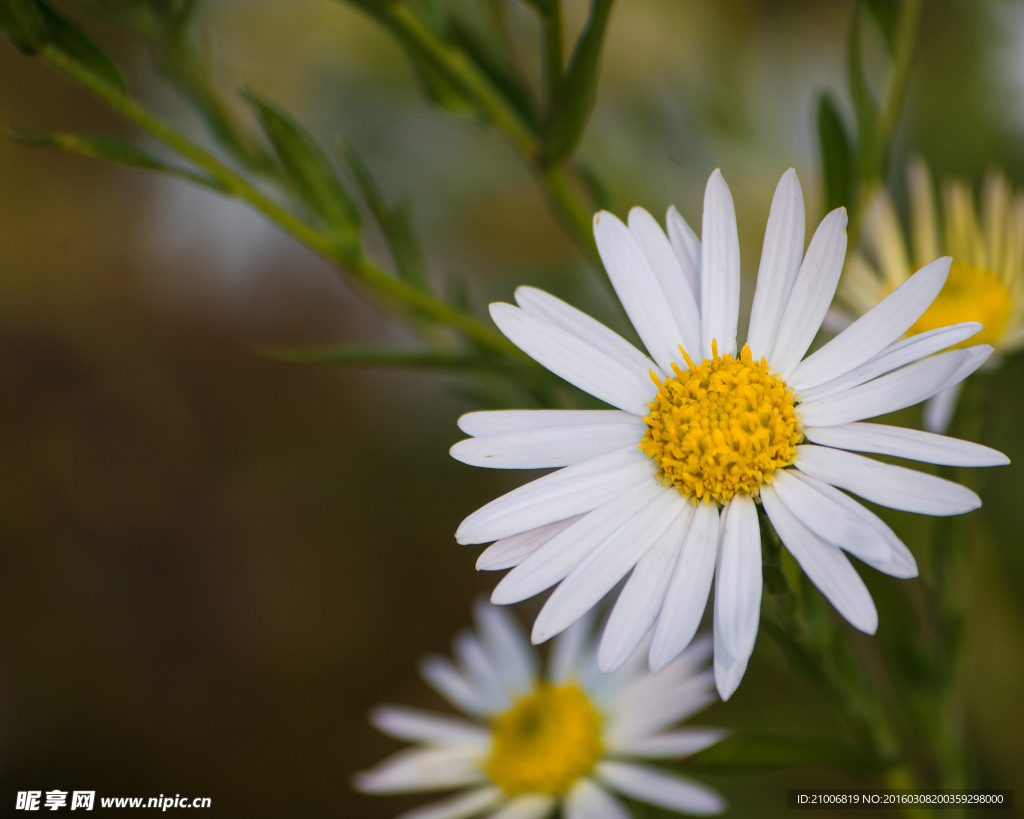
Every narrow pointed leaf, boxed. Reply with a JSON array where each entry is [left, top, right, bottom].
[[864, 0, 898, 53], [338, 143, 430, 292], [816, 92, 854, 213], [39, 1, 128, 94], [0, 0, 48, 53], [447, 17, 538, 129], [848, 4, 882, 181], [243, 89, 360, 251], [544, 0, 616, 165], [10, 130, 226, 192]]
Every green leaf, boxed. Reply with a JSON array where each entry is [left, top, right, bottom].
[[848, 3, 882, 182], [864, 0, 898, 53], [9, 130, 227, 192], [686, 733, 879, 774], [447, 16, 538, 130], [338, 143, 430, 292], [243, 89, 361, 254], [544, 0, 616, 165], [38, 1, 128, 94], [816, 92, 855, 213], [261, 344, 504, 371], [0, 0, 48, 54]]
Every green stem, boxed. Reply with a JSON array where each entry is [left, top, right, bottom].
[[540, 3, 564, 111], [759, 509, 931, 817], [38, 44, 523, 361], [879, 0, 923, 144]]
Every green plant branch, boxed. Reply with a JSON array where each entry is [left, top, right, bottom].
[[759, 509, 932, 816], [540, 2, 563, 110], [36, 43, 523, 361]]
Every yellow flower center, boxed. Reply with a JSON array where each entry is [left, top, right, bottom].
[[639, 341, 802, 505], [486, 685, 602, 796], [903, 261, 1011, 348]]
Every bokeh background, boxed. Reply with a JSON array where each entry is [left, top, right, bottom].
[[0, 0, 1022, 815]]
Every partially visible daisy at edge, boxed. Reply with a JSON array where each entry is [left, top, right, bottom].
[[354, 601, 726, 819], [830, 158, 1024, 432], [449, 168, 1009, 701]]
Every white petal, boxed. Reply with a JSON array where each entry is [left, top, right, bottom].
[[486, 795, 555, 819], [803, 422, 1008, 467], [514, 286, 659, 376], [746, 169, 806, 361], [476, 517, 583, 571], [564, 779, 631, 819], [761, 485, 878, 634], [604, 670, 717, 747], [532, 489, 686, 644], [491, 479, 665, 605], [797, 322, 982, 403], [788, 472, 918, 579], [490, 303, 654, 415], [864, 191, 912, 288], [419, 656, 488, 717], [594, 211, 691, 372], [396, 788, 503, 819], [667, 205, 702, 302], [458, 410, 642, 437], [548, 609, 596, 685], [597, 761, 726, 816], [353, 746, 486, 793], [771, 470, 890, 562], [453, 631, 511, 713], [768, 208, 848, 380], [821, 308, 854, 333], [451, 422, 645, 469], [456, 446, 654, 545], [700, 170, 741, 359], [474, 600, 538, 698], [940, 344, 993, 392], [629, 207, 702, 357], [794, 444, 981, 516], [712, 494, 761, 701], [611, 728, 727, 759], [649, 502, 720, 672], [598, 503, 696, 673], [370, 705, 488, 747], [789, 256, 952, 390], [798, 348, 970, 428], [924, 383, 961, 434]]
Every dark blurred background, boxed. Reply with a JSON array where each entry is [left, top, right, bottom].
[[0, 0, 1022, 815]]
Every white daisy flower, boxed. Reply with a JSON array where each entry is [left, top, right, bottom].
[[450, 169, 1009, 701], [354, 601, 727, 819], [832, 159, 1024, 432]]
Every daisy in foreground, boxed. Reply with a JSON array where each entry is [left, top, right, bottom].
[[833, 159, 1024, 432], [354, 601, 726, 819], [450, 168, 1009, 700]]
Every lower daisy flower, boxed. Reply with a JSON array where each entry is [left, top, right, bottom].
[[354, 601, 726, 818], [832, 158, 1024, 431], [450, 169, 1008, 701]]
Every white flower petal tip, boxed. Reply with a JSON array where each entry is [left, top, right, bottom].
[[714, 654, 749, 702], [597, 762, 726, 816]]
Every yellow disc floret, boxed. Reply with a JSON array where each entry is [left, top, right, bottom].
[[486, 685, 602, 796], [640, 341, 802, 505], [903, 261, 1011, 347]]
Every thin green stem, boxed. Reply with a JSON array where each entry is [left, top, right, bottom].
[[38, 44, 524, 361], [381, 3, 537, 156]]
